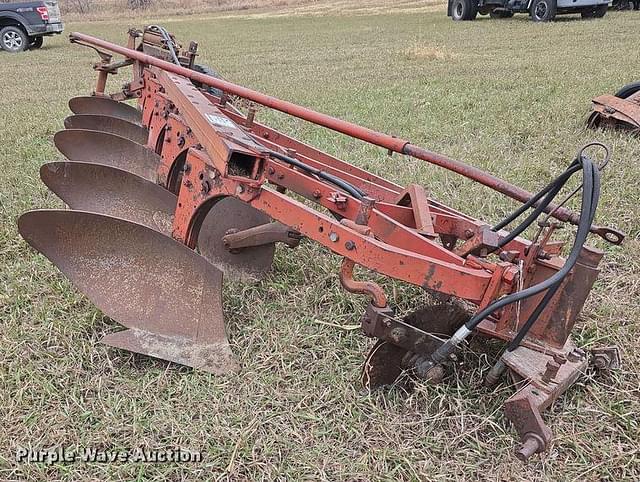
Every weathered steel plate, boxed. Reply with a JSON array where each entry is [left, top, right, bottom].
[[18, 209, 238, 374], [69, 96, 143, 125], [362, 303, 470, 389], [64, 114, 149, 145], [40, 161, 175, 235], [54, 129, 160, 182]]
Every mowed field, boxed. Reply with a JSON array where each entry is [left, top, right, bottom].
[[1, 4, 639, 480]]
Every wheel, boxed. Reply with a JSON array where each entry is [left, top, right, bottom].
[[451, 0, 478, 20], [615, 81, 640, 99], [0, 26, 28, 53], [29, 36, 43, 49], [190, 64, 223, 97], [612, 0, 630, 9], [490, 9, 515, 18], [582, 4, 607, 17], [530, 0, 557, 21]]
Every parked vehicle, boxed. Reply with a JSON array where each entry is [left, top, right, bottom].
[[0, 1, 63, 52], [447, 0, 609, 21], [612, 0, 640, 9]]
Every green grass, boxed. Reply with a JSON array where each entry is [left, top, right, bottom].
[[1, 4, 640, 480]]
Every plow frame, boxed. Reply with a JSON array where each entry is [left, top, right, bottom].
[[35, 29, 624, 460]]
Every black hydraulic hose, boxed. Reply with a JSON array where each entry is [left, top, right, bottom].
[[496, 171, 573, 249], [505, 158, 599, 351], [492, 161, 581, 238], [417, 152, 602, 376], [463, 155, 598, 334], [492, 163, 582, 233], [268, 150, 366, 200], [148, 25, 180, 65]]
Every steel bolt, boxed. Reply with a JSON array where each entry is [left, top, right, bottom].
[[389, 327, 406, 344], [516, 434, 544, 462], [312, 189, 322, 199], [329, 232, 339, 242], [345, 240, 356, 251], [267, 166, 275, 175], [201, 181, 211, 193], [464, 229, 475, 239], [177, 136, 186, 148]]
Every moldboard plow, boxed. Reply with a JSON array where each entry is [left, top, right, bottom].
[[18, 27, 625, 460]]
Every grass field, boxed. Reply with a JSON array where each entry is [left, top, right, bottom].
[[1, 3, 639, 480]]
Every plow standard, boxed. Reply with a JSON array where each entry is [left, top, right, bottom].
[[19, 28, 624, 460]]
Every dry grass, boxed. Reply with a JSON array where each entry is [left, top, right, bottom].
[[1, 3, 640, 481], [57, 0, 444, 21]]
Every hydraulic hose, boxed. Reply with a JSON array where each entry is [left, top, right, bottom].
[[147, 25, 180, 65], [506, 158, 599, 351], [268, 150, 366, 200], [416, 153, 600, 374], [492, 163, 582, 234]]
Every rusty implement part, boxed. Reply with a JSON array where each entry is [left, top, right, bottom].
[[362, 303, 470, 390], [64, 114, 149, 145], [54, 129, 161, 182], [453, 225, 500, 258], [197, 198, 276, 281], [40, 161, 175, 235], [590, 346, 621, 370], [501, 344, 588, 461], [589, 94, 640, 132], [69, 96, 143, 125], [18, 210, 237, 374], [68, 32, 624, 245], [339, 259, 387, 308], [222, 222, 302, 250], [395, 184, 436, 237]]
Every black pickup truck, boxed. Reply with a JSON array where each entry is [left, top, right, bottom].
[[0, 1, 63, 52]]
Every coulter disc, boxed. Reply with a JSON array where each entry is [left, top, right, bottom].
[[198, 197, 276, 281], [64, 114, 149, 145], [69, 96, 143, 125], [362, 303, 470, 390], [40, 161, 176, 235], [18, 209, 238, 374], [54, 129, 161, 182]]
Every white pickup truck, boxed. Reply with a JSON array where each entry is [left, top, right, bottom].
[[448, 0, 609, 21]]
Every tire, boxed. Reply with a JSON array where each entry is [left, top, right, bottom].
[[490, 9, 515, 18], [581, 4, 607, 17], [29, 36, 43, 49], [530, 0, 557, 21], [0, 26, 28, 53], [451, 0, 478, 20], [612, 0, 630, 9], [614, 81, 640, 99], [190, 64, 223, 97]]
